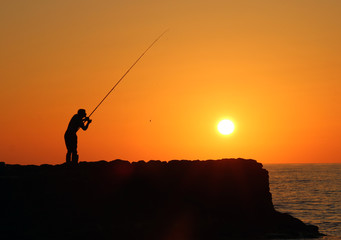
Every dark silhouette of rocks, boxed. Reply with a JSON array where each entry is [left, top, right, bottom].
[[0, 159, 324, 239]]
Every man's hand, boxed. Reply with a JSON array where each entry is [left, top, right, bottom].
[[84, 117, 92, 123]]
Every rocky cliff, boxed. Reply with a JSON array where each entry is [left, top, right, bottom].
[[0, 159, 323, 239]]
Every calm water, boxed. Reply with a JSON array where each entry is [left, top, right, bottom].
[[265, 164, 341, 239]]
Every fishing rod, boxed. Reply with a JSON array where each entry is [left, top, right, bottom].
[[87, 30, 168, 119]]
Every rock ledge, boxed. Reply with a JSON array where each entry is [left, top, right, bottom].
[[0, 159, 324, 239]]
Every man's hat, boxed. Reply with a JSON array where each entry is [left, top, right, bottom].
[[78, 109, 86, 116]]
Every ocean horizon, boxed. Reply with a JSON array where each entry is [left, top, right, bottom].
[[265, 163, 341, 239]]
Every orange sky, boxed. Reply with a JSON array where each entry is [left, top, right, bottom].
[[1, 0, 340, 165]]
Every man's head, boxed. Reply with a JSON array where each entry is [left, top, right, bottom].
[[77, 109, 86, 117]]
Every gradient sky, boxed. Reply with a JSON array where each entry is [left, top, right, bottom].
[[1, 0, 340, 165]]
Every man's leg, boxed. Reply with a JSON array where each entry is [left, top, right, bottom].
[[66, 151, 71, 164], [71, 151, 79, 164], [65, 133, 74, 164], [66, 134, 78, 165]]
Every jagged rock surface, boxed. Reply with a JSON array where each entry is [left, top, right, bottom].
[[0, 159, 323, 239]]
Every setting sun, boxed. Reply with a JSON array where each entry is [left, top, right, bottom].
[[217, 120, 235, 135]]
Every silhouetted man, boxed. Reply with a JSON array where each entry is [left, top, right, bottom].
[[64, 109, 92, 164]]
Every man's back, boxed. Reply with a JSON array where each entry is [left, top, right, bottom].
[[66, 114, 82, 134]]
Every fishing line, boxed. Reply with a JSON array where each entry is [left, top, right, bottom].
[[88, 29, 169, 118]]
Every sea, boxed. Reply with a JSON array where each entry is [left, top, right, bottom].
[[264, 164, 341, 240]]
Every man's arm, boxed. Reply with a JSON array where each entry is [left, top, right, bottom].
[[80, 118, 92, 130]]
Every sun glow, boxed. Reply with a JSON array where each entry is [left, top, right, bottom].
[[217, 120, 235, 135]]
